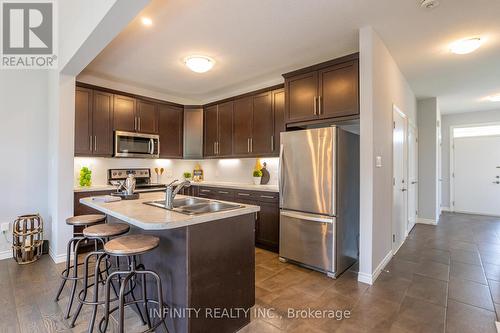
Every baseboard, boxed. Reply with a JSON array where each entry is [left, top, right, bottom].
[[357, 251, 393, 285], [49, 247, 66, 264], [496, 321, 500, 333], [417, 218, 437, 225], [441, 207, 451, 212], [0, 249, 12, 261]]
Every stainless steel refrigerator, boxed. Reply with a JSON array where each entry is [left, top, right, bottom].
[[279, 126, 359, 278]]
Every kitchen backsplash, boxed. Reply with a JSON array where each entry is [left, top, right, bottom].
[[74, 157, 279, 187]]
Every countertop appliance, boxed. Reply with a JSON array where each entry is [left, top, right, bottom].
[[114, 131, 159, 158], [108, 168, 166, 193], [279, 127, 359, 278]]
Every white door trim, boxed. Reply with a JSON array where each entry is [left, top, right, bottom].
[[449, 121, 500, 211]]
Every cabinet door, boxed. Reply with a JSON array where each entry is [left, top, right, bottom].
[[256, 201, 280, 252], [252, 91, 273, 155], [113, 94, 136, 132], [158, 104, 183, 158], [318, 60, 359, 118], [74, 87, 93, 156], [272, 89, 285, 155], [92, 91, 113, 156], [203, 105, 218, 157], [233, 96, 253, 155], [217, 101, 233, 157], [137, 99, 158, 133], [285, 71, 318, 123]]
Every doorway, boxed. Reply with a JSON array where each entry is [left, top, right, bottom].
[[392, 105, 408, 253], [408, 124, 418, 234], [451, 124, 500, 216]]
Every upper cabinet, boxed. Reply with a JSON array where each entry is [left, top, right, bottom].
[[203, 102, 233, 158], [113, 95, 158, 134], [284, 53, 359, 125], [158, 104, 183, 158], [75, 87, 113, 157], [272, 89, 285, 154]]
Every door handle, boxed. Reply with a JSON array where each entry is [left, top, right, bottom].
[[279, 144, 284, 206], [281, 210, 333, 223], [411, 181, 418, 184], [493, 181, 500, 184], [401, 188, 407, 192]]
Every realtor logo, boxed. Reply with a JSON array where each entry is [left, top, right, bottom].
[[1, 0, 57, 69]]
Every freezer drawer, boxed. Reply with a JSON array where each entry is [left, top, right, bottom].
[[279, 210, 335, 274]]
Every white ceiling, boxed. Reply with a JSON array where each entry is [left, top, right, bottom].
[[81, 0, 500, 114]]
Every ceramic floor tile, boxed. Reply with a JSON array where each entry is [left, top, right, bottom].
[[445, 300, 497, 333], [448, 278, 495, 311]]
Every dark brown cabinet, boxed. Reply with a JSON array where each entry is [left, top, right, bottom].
[[272, 89, 285, 154], [136, 99, 158, 133], [284, 54, 359, 124], [233, 97, 253, 155], [75, 87, 112, 157], [203, 102, 233, 157], [158, 104, 183, 158], [113, 94, 136, 132], [252, 91, 274, 155]]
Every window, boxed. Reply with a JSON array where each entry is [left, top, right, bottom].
[[453, 125, 500, 138]]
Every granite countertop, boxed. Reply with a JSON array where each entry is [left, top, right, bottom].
[[80, 192, 260, 230], [74, 181, 279, 193]]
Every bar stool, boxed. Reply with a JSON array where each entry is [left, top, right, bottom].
[[69, 222, 144, 332], [54, 214, 106, 319], [99, 234, 168, 333]]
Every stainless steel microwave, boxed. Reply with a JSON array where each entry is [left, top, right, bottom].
[[114, 131, 159, 158]]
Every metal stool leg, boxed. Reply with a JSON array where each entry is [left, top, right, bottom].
[[118, 272, 135, 333], [54, 238, 77, 301], [65, 238, 84, 319], [69, 250, 96, 328]]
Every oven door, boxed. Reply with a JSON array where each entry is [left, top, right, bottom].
[[114, 131, 159, 158]]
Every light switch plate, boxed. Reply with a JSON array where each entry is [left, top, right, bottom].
[[376, 156, 383, 168]]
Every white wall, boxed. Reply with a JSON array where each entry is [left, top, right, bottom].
[[441, 109, 500, 208], [358, 26, 417, 284], [74, 157, 279, 187], [417, 98, 441, 221], [0, 71, 49, 257]]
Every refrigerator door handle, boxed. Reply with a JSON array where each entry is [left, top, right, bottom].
[[280, 210, 334, 223], [279, 143, 284, 207]]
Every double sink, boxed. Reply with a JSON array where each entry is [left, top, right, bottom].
[[144, 197, 242, 215]]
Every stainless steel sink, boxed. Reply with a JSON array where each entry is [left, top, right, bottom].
[[144, 197, 242, 215]]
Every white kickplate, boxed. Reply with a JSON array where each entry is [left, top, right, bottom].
[[496, 321, 499, 333]]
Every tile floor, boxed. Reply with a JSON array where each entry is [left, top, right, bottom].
[[0, 212, 499, 332]]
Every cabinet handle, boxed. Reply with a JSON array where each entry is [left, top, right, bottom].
[[89, 136, 92, 151], [134, 117, 137, 131], [313, 96, 317, 115], [138, 117, 141, 131], [318, 96, 322, 115], [238, 193, 251, 196], [247, 138, 250, 153], [271, 135, 274, 151], [200, 189, 211, 192], [260, 195, 275, 199], [213, 142, 217, 155], [94, 136, 97, 151], [250, 138, 253, 153], [218, 191, 229, 194], [217, 142, 219, 155]]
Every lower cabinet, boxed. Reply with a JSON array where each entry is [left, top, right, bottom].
[[194, 186, 280, 252], [73, 190, 114, 238]]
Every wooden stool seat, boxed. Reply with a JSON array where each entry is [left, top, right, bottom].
[[66, 214, 106, 226], [104, 234, 159, 256], [83, 223, 130, 238]]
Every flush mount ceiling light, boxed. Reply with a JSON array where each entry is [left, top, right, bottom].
[[184, 56, 215, 73], [485, 94, 500, 102], [141, 17, 153, 26], [450, 37, 482, 54]]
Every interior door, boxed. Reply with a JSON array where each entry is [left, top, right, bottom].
[[233, 97, 253, 155], [217, 101, 233, 157], [318, 61, 359, 119], [252, 91, 274, 154], [74, 87, 92, 156], [136, 99, 158, 133], [392, 107, 408, 253], [92, 91, 113, 156], [453, 135, 500, 216], [407, 125, 418, 233]]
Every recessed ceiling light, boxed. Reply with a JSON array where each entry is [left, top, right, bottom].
[[485, 94, 500, 102], [184, 56, 215, 73], [450, 37, 482, 55], [141, 17, 152, 26]]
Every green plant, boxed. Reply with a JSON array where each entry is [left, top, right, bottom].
[[183, 172, 192, 179], [253, 170, 263, 178], [79, 167, 92, 187]]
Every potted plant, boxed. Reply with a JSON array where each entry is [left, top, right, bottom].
[[253, 170, 262, 185], [183, 172, 192, 181]]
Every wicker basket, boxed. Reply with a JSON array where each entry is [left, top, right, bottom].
[[12, 214, 44, 264]]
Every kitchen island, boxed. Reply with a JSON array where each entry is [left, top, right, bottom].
[[81, 192, 260, 333]]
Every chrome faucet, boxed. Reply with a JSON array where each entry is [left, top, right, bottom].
[[165, 179, 191, 209]]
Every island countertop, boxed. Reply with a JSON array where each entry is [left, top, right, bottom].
[[80, 192, 260, 230]]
